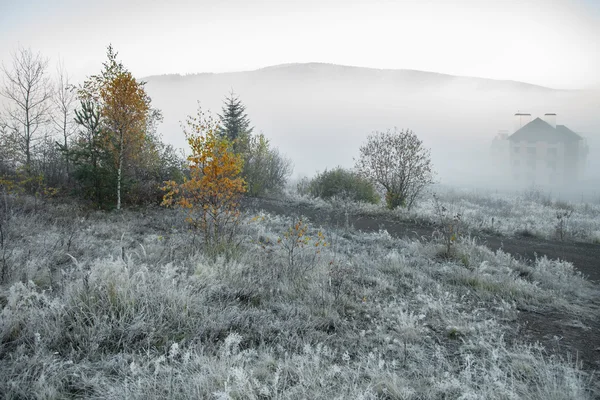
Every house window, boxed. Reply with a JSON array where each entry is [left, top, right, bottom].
[[547, 160, 557, 171], [527, 147, 536, 155], [527, 159, 536, 169], [513, 146, 520, 153], [547, 148, 557, 157], [513, 159, 520, 167]]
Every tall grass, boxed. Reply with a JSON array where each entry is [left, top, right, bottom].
[[285, 184, 600, 242], [0, 199, 597, 399]]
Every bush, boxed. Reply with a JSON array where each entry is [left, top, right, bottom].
[[242, 133, 293, 197], [355, 128, 434, 209], [308, 167, 379, 204], [125, 134, 186, 206], [295, 176, 311, 196], [161, 107, 246, 255]]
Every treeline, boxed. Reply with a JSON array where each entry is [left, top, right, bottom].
[[0, 46, 291, 210]]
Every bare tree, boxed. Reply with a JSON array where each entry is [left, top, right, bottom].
[[355, 128, 434, 210], [0, 121, 16, 175], [0, 47, 53, 172], [51, 59, 77, 180]]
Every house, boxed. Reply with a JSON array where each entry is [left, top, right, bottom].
[[506, 113, 588, 186]]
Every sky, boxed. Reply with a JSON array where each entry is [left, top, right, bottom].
[[0, 0, 599, 89]]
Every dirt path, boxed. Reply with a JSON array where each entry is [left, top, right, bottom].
[[243, 197, 600, 283]]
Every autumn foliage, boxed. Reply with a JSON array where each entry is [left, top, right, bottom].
[[78, 45, 153, 209], [276, 218, 327, 278], [100, 70, 149, 159], [161, 108, 246, 251]]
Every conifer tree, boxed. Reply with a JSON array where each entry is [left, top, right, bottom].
[[218, 91, 253, 144], [71, 100, 113, 207], [217, 90, 293, 197]]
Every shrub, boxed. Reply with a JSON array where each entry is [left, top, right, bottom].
[[432, 194, 462, 257], [308, 167, 379, 204], [355, 128, 434, 209], [161, 107, 246, 254], [124, 133, 186, 206], [274, 217, 327, 280], [296, 176, 312, 196], [242, 133, 293, 197]]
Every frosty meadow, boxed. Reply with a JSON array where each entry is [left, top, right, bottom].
[[0, 28, 599, 399]]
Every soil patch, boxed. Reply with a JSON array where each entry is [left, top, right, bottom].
[[515, 304, 600, 396]]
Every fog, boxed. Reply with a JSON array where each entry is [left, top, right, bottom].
[[2, 0, 599, 196], [144, 63, 599, 193]]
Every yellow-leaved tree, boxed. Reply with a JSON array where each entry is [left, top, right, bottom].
[[79, 45, 152, 210], [100, 69, 150, 210], [161, 106, 246, 253]]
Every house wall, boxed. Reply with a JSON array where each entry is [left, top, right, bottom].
[[509, 140, 566, 186], [576, 139, 589, 179], [564, 142, 579, 183]]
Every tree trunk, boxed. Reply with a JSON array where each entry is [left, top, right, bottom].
[[63, 119, 70, 181], [25, 108, 31, 173], [116, 133, 124, 210], [117, 161, 122, 210]]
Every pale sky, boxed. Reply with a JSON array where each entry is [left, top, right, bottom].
[[1, 0, 599, 89]]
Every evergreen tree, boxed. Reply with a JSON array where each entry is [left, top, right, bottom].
[[70, 100, 114, 208], [217, 90, 293, 197], [218, 91, 253, 144]]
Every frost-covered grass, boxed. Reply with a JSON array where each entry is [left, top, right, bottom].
[[286, 185, 600, 243], [0, 198, 598, 399], [410, 186, 600, 243]]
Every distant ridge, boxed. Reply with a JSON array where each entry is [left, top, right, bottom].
[[144, 62, 566, 92]]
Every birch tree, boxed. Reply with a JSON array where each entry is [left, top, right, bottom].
[[79, 45, 152, 210]]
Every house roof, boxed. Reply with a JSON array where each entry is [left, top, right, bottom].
[[508, 117, 582, 143]]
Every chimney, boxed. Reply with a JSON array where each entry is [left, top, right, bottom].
[[543, 113, 556, 128], [514, 113, 532, 133]]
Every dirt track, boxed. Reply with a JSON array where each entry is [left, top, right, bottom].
[[243, 197, 600, 283]]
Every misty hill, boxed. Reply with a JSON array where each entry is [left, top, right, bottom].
[[144, 63, 599, 184], [254, 63, 561, 92]]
